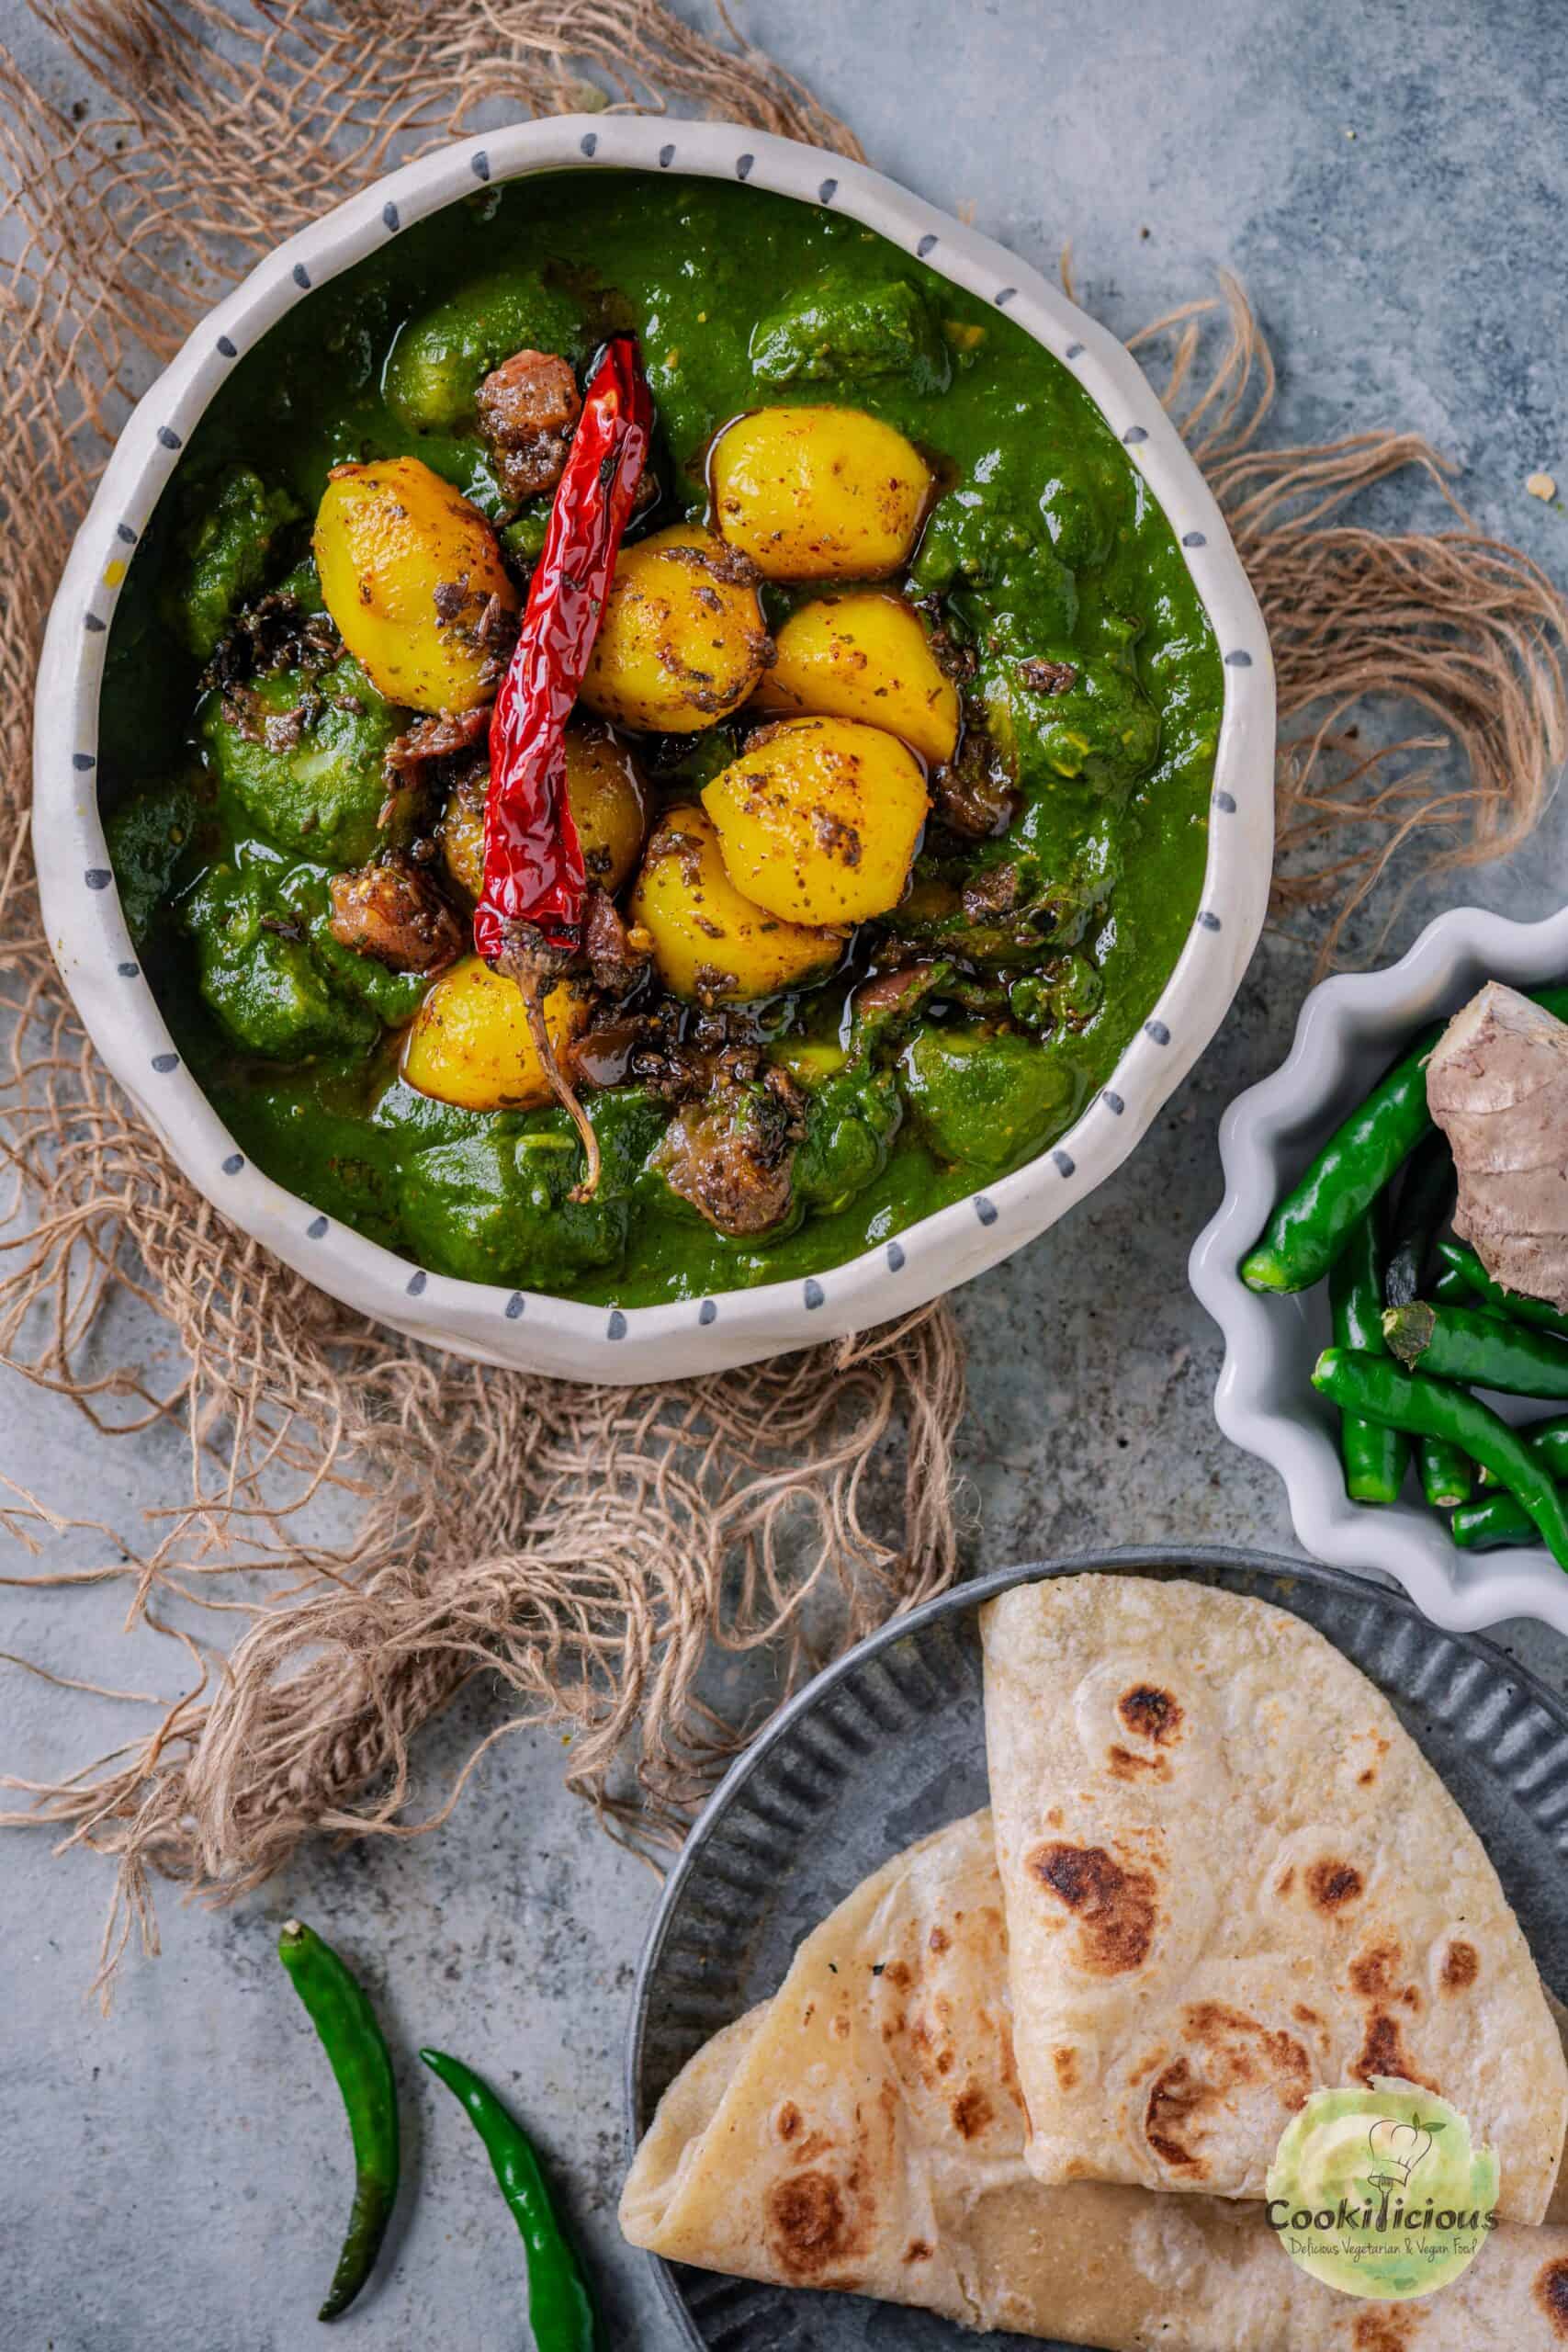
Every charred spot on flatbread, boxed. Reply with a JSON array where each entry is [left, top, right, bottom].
[[1535, 2256, 1568, 2338], [1353, 1731, 1393, 1792], [1349, 1940, 1403, 1998], [1119, 1683, 1183, 1744], [1108, 1743, 1171, 1782], [765, 2169, 864, 2281], [1304, 1858, 1365, 1913], [950, 2083, 993, 2140], [1348, 1938, 1423, 2012], [1352, 2008, 1437, 2093], [908, 2008, 956, 2082], [774, 2101, 802, 2142], [1351, 2310, 1420, 2352], [1053, 2046, 1078, 2089], [1142, 2005, 1312, 2179], [1145, 2057, 1208, 2171], [1440, 1939, 1480, 1992], [903, 2238, 932, 2265], [1025, 1841, 1158, 1974]]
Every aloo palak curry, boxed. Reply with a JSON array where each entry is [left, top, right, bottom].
[[105, 174, 1223, 1305]]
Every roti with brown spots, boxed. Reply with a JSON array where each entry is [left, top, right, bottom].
[[981, 1576, 1567, 2219], [622, 1813, 1568, 2346]]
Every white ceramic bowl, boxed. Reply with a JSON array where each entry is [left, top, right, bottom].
[[35, 115, 1274, 1383], [1190, 903, 1568, 1634]]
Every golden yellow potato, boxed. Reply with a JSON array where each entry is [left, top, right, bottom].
[[440, 728, 648, 902], [708, 406, 933, 580], [401, 956, 592, 1111], [579, 526, 768, 734], [755, 591, 959, 764], [702, 716, 929, 927], [561, 729, 650, 891], [314, 458, 518, 715], [630, 804, 841, 1005]]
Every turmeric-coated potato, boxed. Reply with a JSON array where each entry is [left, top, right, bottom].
[[401, 955, 592, 1110], [703, 716, 929, 927], [440, 728, 648, 902], [314, 458, 518, 715], [580, 526, 769, 734], [708, 406, 933, 580], [630, 804, 841, 1005], [755, 591, 959, 764]]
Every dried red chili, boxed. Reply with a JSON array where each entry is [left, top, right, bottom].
[[475, 333, 653, 1194]]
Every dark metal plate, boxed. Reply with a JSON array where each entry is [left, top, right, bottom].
[[626, 1547, 1568, 2350]]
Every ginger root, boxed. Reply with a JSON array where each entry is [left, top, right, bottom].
[[1427, 981, 1568, 1311]]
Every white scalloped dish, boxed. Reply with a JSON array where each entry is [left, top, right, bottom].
[[34, 117, 1274, 1383], [1190, 903, 1568, 1634]]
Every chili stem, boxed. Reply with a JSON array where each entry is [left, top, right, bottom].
[[496, 934, 603, 1199], [1417, 1434, 1472, 1509], [1382, 1300, 1568, 1396]]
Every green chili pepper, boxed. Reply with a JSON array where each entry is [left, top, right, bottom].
[[1417, 1436, 1472, 1509], [1384, 1130, 1458, 1309], [1388, 1139, 1466, 1527], [1516, 1415, 1568, 1476], [1477, 1413, 1568, 1488], [1452, 1491, 1542, 1550], [1328, 1202, 1408, 1502], [1241, 986, 1568, 1297], [421, 2047, 600, 2352], [1435, 1240, 1568, 1340], [1382, 1300, 1568, 1396], [278, 1919, 400, 2322], [1240, 1026, 1442, 1295], [1433, 1265, 1470, 1304], [1312, 1348, 1568, 1570]]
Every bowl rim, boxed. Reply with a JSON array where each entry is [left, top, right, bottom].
[[33, 111, 1275, 1384], [1189, 899, 1568, 1634]]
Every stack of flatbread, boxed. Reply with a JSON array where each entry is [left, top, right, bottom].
[[622, 1577, 1568, 2346]]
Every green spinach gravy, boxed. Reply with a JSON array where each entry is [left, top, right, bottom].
[[105, 172, 1222, 1308]]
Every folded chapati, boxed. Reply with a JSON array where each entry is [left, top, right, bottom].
[[622, 1811, 1568, 2346], [980, 1576, 1568, 2220]]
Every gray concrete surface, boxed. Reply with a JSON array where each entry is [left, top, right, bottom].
[[5, 1, 1568, 2345]]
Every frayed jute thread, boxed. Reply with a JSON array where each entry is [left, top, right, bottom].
[[1120, 269, 1568, 971], [3, 6, 1565, 2004]]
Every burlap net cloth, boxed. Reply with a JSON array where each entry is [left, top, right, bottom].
[[3, 2, 1565, 1999]]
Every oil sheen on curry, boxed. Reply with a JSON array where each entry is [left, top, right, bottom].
[[105, 174, 1223, 1306]]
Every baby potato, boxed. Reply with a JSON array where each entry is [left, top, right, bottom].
[[755, 591, 959, 764], [580, 526, 769, 734], [708, 406, 933, 580], [630, 804, 841, 1005], [440, 728, 649, 902], [314, 458, 518, 715], [560, 729, 651, 891], [703, 716, 928, 927], [402, 956, 592, 1111]]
